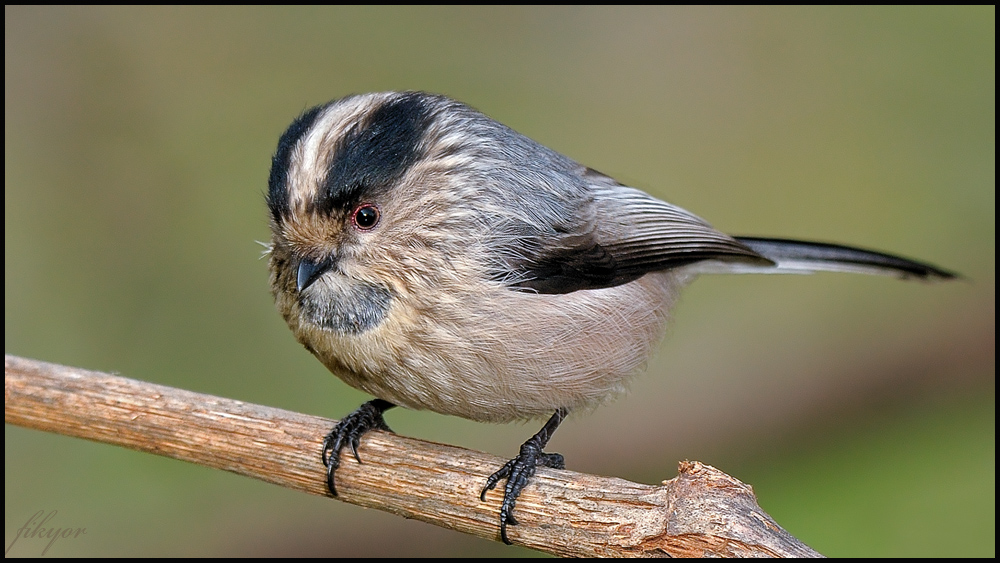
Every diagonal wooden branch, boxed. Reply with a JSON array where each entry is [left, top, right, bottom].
[[5, 354, 821, 557]]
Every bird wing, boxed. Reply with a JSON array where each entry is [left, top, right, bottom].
[[504, 169, 770, 294]]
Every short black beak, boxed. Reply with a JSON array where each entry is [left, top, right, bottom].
[[297, 256, 334, 292]]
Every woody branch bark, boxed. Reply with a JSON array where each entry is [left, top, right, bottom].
[[5, 354, 821, 557]]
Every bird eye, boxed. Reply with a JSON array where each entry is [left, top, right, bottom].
[[352, 204, 380, 230]]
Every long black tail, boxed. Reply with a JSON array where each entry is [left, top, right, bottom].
[[732, 237, 957, 280]]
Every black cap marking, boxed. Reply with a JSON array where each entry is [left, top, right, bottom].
[[267, 104, 326, 223]]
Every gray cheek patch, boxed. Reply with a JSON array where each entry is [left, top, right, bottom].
[[300, 278, 393, 334]]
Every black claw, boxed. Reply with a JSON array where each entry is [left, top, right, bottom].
[[321, 399, 395, 496], [480, 408, 567, 545]]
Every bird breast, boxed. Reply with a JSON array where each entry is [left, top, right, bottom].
[[301, 269, 684, 423]]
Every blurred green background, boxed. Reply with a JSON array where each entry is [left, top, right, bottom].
[[5, 6, 993, 557]]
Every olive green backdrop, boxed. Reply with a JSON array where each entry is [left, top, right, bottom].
[[6, 6, 994, 557]]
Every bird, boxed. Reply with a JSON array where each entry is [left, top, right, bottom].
[[264, 91, 955, 544]]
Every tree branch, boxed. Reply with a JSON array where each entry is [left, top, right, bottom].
[[5, 354, 821, 557]]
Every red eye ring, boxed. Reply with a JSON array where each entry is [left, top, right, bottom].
[[351, 203, 380, 231]]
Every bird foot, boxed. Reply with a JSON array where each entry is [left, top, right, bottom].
[[480, 408, 567, 545], [321, 398, 394, 496]]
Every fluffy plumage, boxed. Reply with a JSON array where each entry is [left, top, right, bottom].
[[265, 91, 954, 543]]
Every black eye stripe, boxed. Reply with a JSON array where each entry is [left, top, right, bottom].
[[317, 93, 433, 215]]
